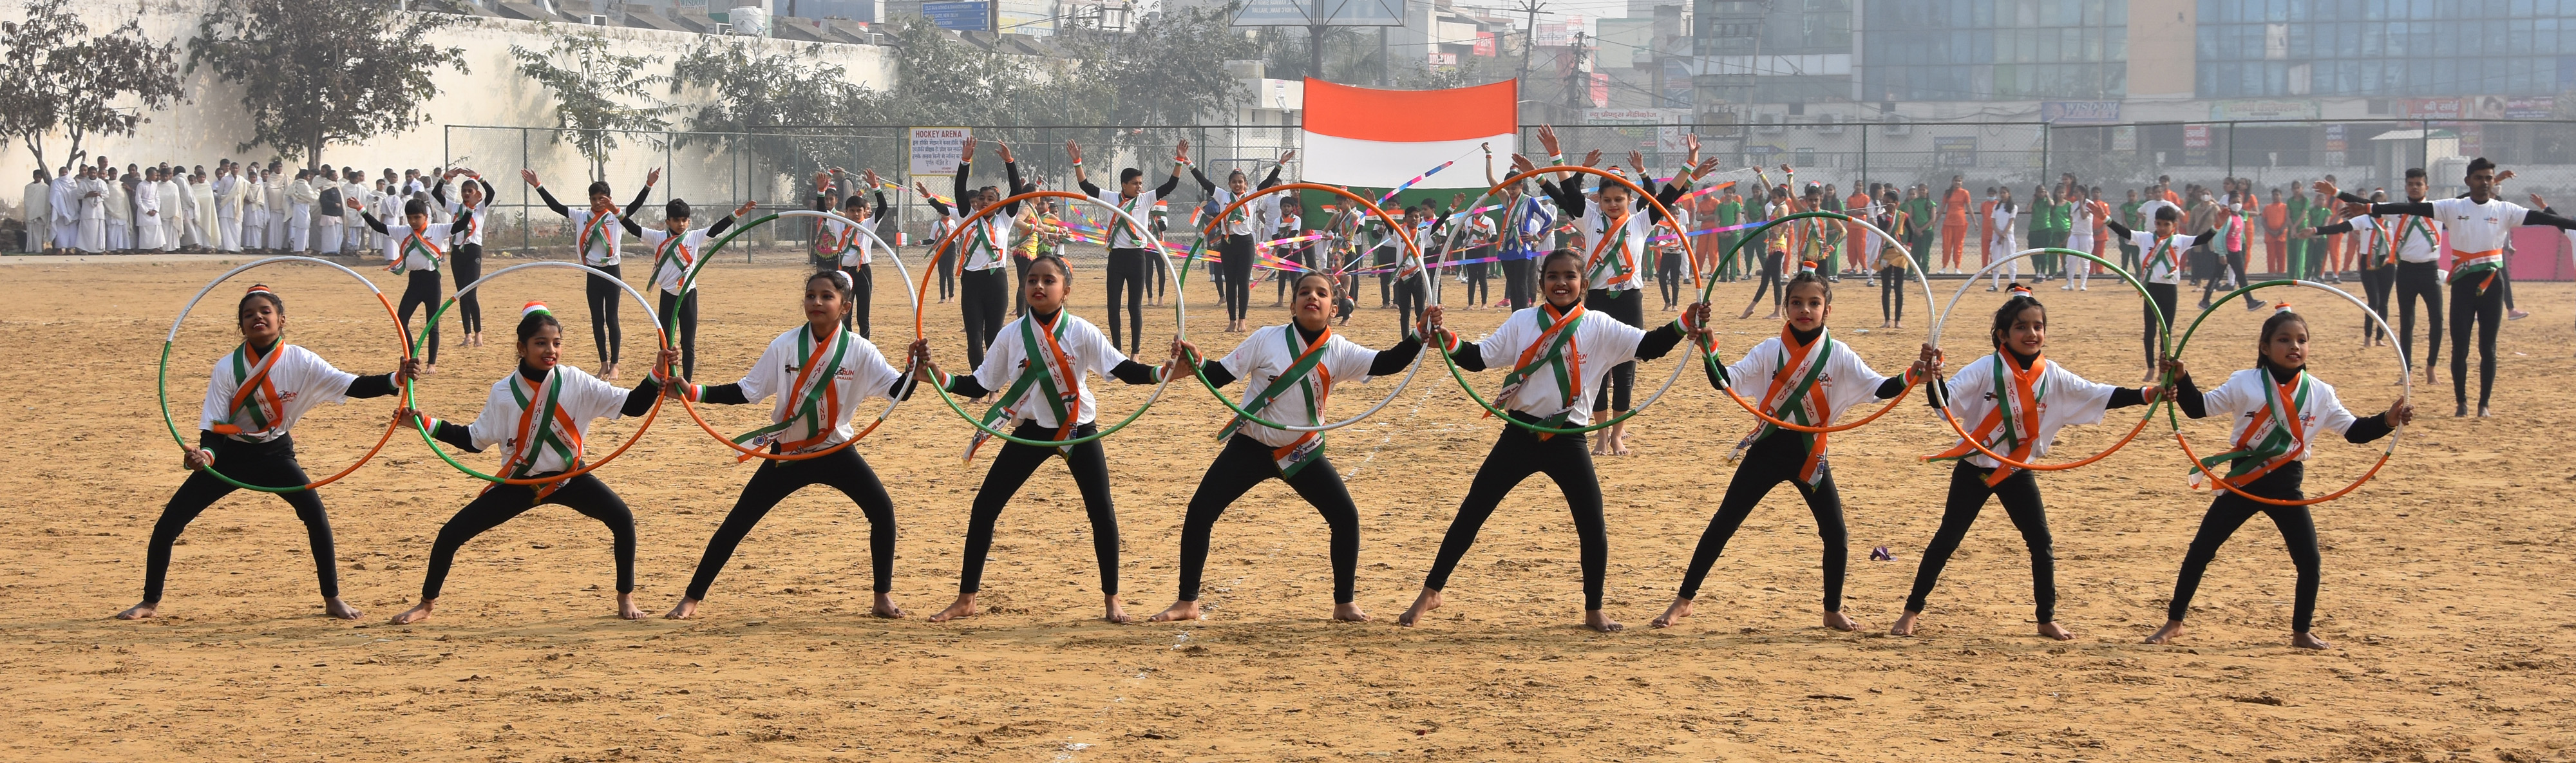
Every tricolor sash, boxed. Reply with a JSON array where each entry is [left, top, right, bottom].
[[654, 233, 696, 290], [1585, 212, 1638, 288], [579, 211, 617, 264], [1491, 304, 1586, 440], [963, 314, 1081, 462], [1729, 326, 1836, 485], [1924, 352, 2050, 485], [496, 370, 583, 500], [210, 342, 287, 438], [2189, 370, 2312, 490], [1217, 326, 1336, 476], [2447, 248, 2503, 293], [730, 326, 853, 462], [391, 230, 443, 274]]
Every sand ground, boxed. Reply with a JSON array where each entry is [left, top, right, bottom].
[[1, 248, 2569, 762]]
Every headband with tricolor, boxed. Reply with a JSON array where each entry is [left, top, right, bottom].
[[245, 284, 276, 297], [2007, 283, 2034, 296], [522, 301, 552, 319], [2273, 301, 2294, 314], [1799, 259, 1819, 274]]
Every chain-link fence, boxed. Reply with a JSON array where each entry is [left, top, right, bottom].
[[445, 119, 2576, 277]]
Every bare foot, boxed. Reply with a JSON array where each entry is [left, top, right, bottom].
[[323, 597, 361, 620], [927, 593, 979, 623], [390, 599, 437, 625], [1333, 602, 1370, 622], [616, 592, 644, 620], [115, 601, 160, 620], [1889, 610, 1920, 636], [1650, 596, 1694, 628], [1150, 599, 1203, 622], [665, 597, 700, 619], [873, 592, 906, 619], [2291, 631, 2331, 650], [2038, 621, 2074, 641], [1584, 609, 1624, 632], [603, 363, 621, 381], [1737, 304, 1756, 319], [2143, 619, 2186, 645], [1397, 587, 1444, 626], [1823, 610, 1862, 632], [1103, 593, 1132, 624]]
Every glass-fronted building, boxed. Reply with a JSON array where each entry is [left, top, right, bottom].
[[2196, 0, 2570, 97], [1858, 0, 2130, 102]]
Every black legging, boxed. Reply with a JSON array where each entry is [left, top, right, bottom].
[[1502, 256, 1535, 309], [585, 263, 623, 370], [2200, 248, 2256, 307], [1392, 277, 1426, 337], [451, 243, 484, 335], [934, 249, 956, 300], [2164, 463, 2320, 633], [1674, 430, 1849, 612], [1220, 234, 1255, 321], [1275, 245, 1307, 301], [1903, 462, 2055, 621], [681, 446, 898, 600], [1421, 413, 1609, 609], [1584, 288, 1643, 413], [2143, 282, 2177, 366], [960, 267, 1009, 369], [419, 472, 636, 601], [657, 288, 697, 379], [2396, 259, 2443, 375], [1375, 247, 1396, 305], [1879, 265, 1906, 322], [840, 263, 872, 337], [2360, 262, 2394, 342], [1750, 250, 1785, 308], [398, 268, 442, 366], [1656, 250, 1684, 308], [142, 436, 339, 603], [1150, 241, 1170, 301], [958, 421, 1119, 594], [1464, 257, 1492, 306], [1010, 254, 1033, 317], [1105, 248, 1151, 355], [2450, 275, 2503, 411], [1177, 434, 1361, 604]]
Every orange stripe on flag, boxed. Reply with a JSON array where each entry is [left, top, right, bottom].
[[1302, 78, 1516, 142]]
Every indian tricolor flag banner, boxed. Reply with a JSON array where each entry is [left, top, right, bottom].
[[1301, 78, 1517, 189]]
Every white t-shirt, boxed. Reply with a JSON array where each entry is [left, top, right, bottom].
[[1210, 185, 1276, 238], [2344, 212, 2442, 263], [443, 200, 489, 247], [2425, 196, 2531, 258], [568, 207, 627, 266], [1214, 325, 1388, 447], [727, 326, 907, 451], [377, 221, 459, 274], [1577, 205, 1651, 291], [1467, 306, 1651, 426], [460, 366, 633, 476], [967, 313, 1133, 429], [1937, 353, 2121, 471], [823, 216, 875, 267], [2195, 368, 2361, 466], [197, 343, 362, 443], [1718, 334, 1895, 428], [639, 227, 712, 295], [954, 209, 1014, 272], [2125, 230, 2193, 285], [1090, 188, 1160, 250], [1987, 205, 2018, 250]]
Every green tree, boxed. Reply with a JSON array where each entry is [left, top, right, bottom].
[[0, 0, 184, 170], [187, 0, 466, 167], [512, 23, 677, 180]]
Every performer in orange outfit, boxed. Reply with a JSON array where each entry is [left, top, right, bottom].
[[2262, 189, 2288, 275], [1941, 176, 1970, 272]]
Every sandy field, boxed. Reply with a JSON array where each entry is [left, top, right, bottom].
[[0, 245, 2568, 762]]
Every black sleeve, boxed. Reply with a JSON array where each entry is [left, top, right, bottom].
[[1649, 181, 1687, 223], [357, 211, 389, 235], [620, 183, 654, 236], [430, 180, 448, 207], [2103, 219, 2134, 239], [2336, 191, 2372, 205], [430, 420, 482, 452], [873, 191, 888, 220], [999, 162, 1024, 216], [1367, 334, 1423, 376], [953, 160, 973, 209], [2105, 386, 2148, 410], [535, 185, 571, 218], [2344, 413, 2395, 443], [621, 377, 661, 417], [2370, 201, 2436, 218], [2173, 374, 2207, 419], [1634, 323, 1687, 362], [1077, 178, 1102, 199], [1155, 171, 1182, 198], [477, 178, 497, 205], [1448, 341, 1488, 372], [811, 186, 832, 213], [346, 373, 398, 399], [1873, 377, 1908, 399], [2186, 229, 2219, 249], [1705, 355, 1728, 390], [196, 429, 222, 455], [1545, 177, 1584, 217], [1190, 166, 1216, 194], [2310, 220, 2357, 236], [943, 373, 992, 399], [697, 382, 750, 405], [1110, 359, 1160, 385], [1260, 164, 1283, 189], [1197, 361, 1236, 388], [925, 193, 951, 218], [707, 214, 736, 237], [2521, 208, 2576, 230]]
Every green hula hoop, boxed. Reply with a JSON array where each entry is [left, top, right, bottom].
[[401, 260, 669, 483], [2160, 278, 2407, 506]]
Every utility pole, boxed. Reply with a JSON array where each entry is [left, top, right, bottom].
[[1565, 30, 1589, 113], [1511, 0, 1546, 88]]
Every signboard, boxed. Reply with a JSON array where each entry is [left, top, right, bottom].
[[2504, 96, 2557, 119], [1473, 31, 1495, 57], [1426, 52, 1457, 68], [2401, 97, 2463, 120], [1934, 137, 1976, 167], [2324, 124, 2347, 151], [922, 1, 989, 31], [2040, 100, 2121, 125], [2182, 124, 2210, 148], [1233, 0, 1406, 27], [1584, 108, 1683, 124], [908, 127, 972, 176], [2210, 99, 2319, 120]]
